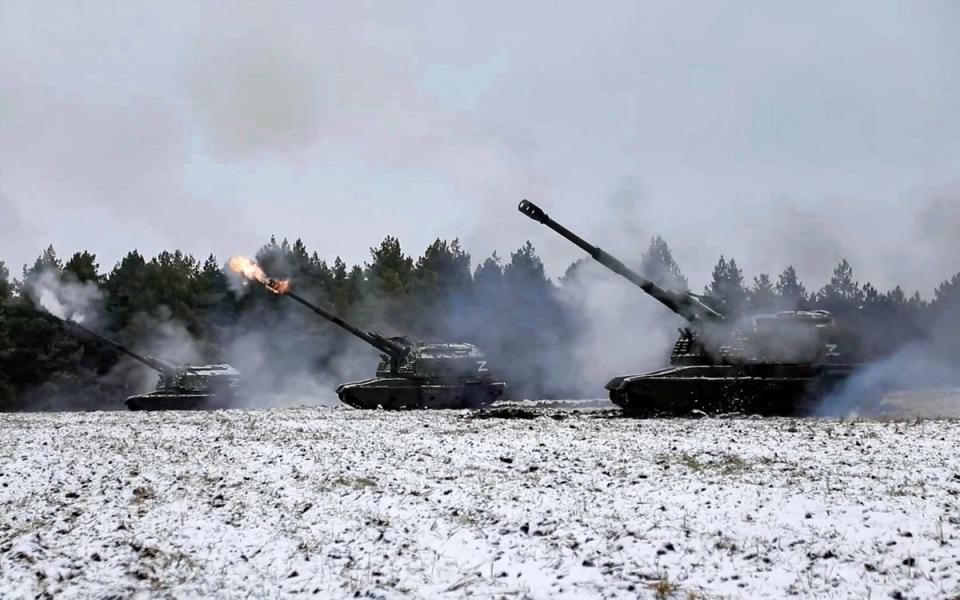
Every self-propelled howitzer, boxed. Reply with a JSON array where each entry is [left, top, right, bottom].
[[64, 320, 242, 411], [282, 290, 506, 410], [518, 199, 858, 416]]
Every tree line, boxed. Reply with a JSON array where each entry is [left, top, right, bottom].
[[0, 234, 957, 410]]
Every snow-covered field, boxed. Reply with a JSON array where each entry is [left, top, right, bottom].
[[1, 405, 959, 599]]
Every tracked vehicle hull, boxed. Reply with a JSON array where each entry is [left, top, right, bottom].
[[337, 378, 507, 410], [125, 392, 234, 412], [606, 364, 859, 417]]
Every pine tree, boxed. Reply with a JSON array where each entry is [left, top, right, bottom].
[[24, 245, 63, 277], [290, 239, 313, 280], [885, 285, 907, 310], [415, 239, 472, 295], [342, 264, 369, 327], [105, 251, 152, 325], [358, 237, 414, 330], [775, 265, 807, 309], [0, 280, 13, 403], [0, 311, 12, 404], [145, 251, 202, 323], [328, 257, 351, 313], [366, 236, 414, 298], [504, 242, 549, 289], [1, 302, 84, 408], [640, 236, 688, 291], [497, 242, 570, 398], [0, 260, 10, 302], [818, 259, 863, 308], [705, 256, 747, 315], [935, 277, 957, 302], [410, 239, 473, 336], [932, 272, 960, 329], [861, 282, 881, 307], [18, 245, 63, 294], [199, 255, 226, 293], [908, 291, 925, 311], [255, 235, 294, 279], [474, 253, 504, 292], [196, 255, 235, 330], [749, 273, 777, 312], [63, 251, 101, 284], [310, 252, 334, 295], [346, 265, 366, 308], [559, 258, 590, 286]]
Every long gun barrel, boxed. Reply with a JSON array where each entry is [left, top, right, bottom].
[[63, 320, 179, 374], [284, 290, 407, 357], [518, 199, 723, 325]]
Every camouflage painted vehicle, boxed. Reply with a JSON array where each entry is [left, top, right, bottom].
[[124, 363, 242, 411], [518, 199, 858, 416], [282, 291, 506, 409], [65, 320, 242, 411]]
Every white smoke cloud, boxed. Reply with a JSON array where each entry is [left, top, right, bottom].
[[818, 342, 960, 418], [558, 261, 679, 394], [217, 287, 386, 410], [28, 270, 103, 325]]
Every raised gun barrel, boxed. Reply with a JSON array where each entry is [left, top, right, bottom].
[[518, 199, 723, 325], [63, 320, 179, 374], [284, 290, 408, 357]]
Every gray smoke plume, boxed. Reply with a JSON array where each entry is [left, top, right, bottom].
[[28, 269, 104, 327], [557, 260, 679, 396], [221, 319, 376, 410], [220, 262, 378, 408], [817, 344, 960, 418]]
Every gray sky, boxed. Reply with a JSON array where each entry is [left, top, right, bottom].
[[2, 1, 958, 293]]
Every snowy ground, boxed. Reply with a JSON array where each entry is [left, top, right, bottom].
[[1, 404, 959, 599]]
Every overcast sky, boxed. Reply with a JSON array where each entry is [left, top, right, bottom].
[[2, 1, 958, 293]]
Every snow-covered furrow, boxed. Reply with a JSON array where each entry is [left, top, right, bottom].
[[1, 408, 958, 599]]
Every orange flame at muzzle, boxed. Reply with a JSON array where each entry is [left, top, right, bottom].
[[228, 256, 290, 294]]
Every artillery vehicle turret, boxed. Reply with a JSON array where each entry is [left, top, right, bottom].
[[281, 290, 506, 409], [518, 199, 859, 416], [64, 320, 242, 411]]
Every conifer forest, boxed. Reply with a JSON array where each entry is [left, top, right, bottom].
[[1, 235, 957, 410]]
